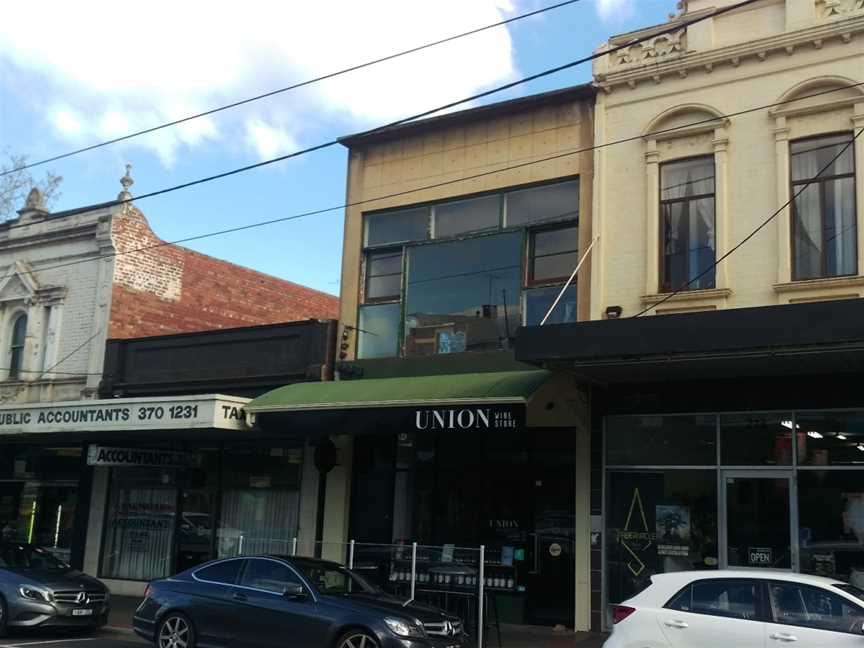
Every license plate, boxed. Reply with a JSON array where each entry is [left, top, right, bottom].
[[72, 609, 93, 616]]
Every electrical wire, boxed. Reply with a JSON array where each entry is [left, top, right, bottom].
[[1, 79, 859, 285], [0, 0, 762, 214], [2, 0, 588, 176], [632, 128, 864, 318]]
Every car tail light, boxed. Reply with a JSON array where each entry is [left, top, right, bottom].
[[612, 605, 636, 624]]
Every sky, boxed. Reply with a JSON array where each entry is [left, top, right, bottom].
[[0, 0, 675, 296]]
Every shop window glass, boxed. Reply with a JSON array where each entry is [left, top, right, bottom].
[[606, 415, 717, 466], [791, 134, 857, 280], [357, 303, 401, 359], [404, 232, 522, 356], [365, 249, 403, 301], [217, 445, 302, 557], [100, 468, 178, 581], [177, 448, 219, 573], [365, 207, 429, 247], [505, 180, 579, 227], [720, 414, 793, 465], [605, 470, 718, 607], [524, 285, 576, 326], [797, 411, 864, 466], [798, 470, 864, 582], [660, 157, 716, 292], [433, 195, 500, 238], [0, 447, 82, 564], [768, 581, 864, 633]]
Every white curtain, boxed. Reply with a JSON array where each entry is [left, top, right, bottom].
[[218, 489, 299, 557], [100, 487, 176, 581]]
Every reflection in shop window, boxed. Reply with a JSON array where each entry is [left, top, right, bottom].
[[100, 468, 178, 581], [605, 470, 718, 609], [799, 470, 864, 584], [797, 411, 864, 466], [606, 415, 717, 466], [404, 232, 522, 356], [0, 446, 81, 564], [720, 414, 793, 465]]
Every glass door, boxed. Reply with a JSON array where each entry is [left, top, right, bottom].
[[721, 471, 795, 571]]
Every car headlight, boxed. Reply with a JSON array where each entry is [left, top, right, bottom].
[[384, 617, 424, 638], [18, 585, 52, 603]]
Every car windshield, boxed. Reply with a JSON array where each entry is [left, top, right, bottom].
[[834, 583, 864, 603], [0, 544, 70, 572], [293, 562, 379, 596]]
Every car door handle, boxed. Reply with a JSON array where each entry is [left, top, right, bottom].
[[664, 620, 689, 629], [769, 633, 798, 642], [232, 592, 248, 602]]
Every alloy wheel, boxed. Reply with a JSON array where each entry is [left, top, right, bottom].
[[158, 615, 191, 648], [339, 632, 379, 648]]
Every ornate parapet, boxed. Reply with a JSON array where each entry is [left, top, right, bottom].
[[818, 0, 864, 20], [611, 28, 687, 69]]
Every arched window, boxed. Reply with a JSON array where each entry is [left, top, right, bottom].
[[9, 313, 27, 380]]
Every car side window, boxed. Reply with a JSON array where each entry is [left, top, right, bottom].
[[769, 581, 864, 634], [241, 559, 302, 594], [195, 559, 243, 585], [666, 580, 759, 621]]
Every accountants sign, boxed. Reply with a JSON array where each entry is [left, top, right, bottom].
[[0, 394, 250, 435]]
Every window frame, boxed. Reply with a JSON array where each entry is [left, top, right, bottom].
[[192, 557, 244, 586], [658, 154, 717, 293], [789, 131, 858, 282], [766, 579, 864, 635], [664, 578, 766, 623], [362, 246, 405, 304], [527, 223, 579, 287], [357, 178, 579, 359], [8, 312, 27, 380]]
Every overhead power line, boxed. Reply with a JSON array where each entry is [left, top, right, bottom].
[[2, 0, 590, 176], [1, 0, 761, 203], [1, 79, 858, 286], [633, 128, 864, 318]]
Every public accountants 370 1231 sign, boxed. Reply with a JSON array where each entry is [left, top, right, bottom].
[[0, 395, 250, 434]]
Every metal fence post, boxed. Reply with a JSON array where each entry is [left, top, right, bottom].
[[478, 545, 485, 648], [349, 540, 355, 569], [291, 537, 297, 556], [411, 542, 418, 601]]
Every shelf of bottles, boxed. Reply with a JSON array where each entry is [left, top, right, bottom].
[[386, 545, 524, 593]]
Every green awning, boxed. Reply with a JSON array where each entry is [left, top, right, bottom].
[[246, 370, 550, 413]]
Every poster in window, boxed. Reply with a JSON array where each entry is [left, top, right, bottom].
[[656, 505, 691, 557]]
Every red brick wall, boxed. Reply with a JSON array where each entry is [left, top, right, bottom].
[[107, 208, 338, 339]]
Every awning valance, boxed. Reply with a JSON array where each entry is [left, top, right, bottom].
[[246, 370, 551, 414]]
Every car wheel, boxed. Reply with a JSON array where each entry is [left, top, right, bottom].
[[336, 630, 380, 648], [156, 612, 195, 648], [0, 596, 7, 638]]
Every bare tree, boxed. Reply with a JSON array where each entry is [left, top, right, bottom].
[[0, 150, 62, 221]]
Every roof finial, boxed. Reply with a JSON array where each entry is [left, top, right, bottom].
[[25, 187, 45, 210], [118, 163, 134, 202]]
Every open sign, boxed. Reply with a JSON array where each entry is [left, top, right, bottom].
[[748, 547, 773, 566]]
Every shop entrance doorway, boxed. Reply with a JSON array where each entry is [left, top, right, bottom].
[[720, 471, 796, 571]]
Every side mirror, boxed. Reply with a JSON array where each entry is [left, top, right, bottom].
[[282, 583, 307, 600]]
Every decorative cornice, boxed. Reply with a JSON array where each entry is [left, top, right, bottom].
[[597, 14, 864, 91], [774, 274, 864, 293]]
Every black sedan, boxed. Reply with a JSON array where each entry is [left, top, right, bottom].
[[0, 542, 110, 635], [134, 555, 465, 648]]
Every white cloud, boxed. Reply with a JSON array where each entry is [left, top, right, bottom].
[[595, 0, 637, 22], [0, 0, 519, 165]]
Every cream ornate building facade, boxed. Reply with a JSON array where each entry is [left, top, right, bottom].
[[591, 0, 864, 318]]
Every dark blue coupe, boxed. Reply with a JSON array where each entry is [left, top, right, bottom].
[[134, 555, 466, 648]]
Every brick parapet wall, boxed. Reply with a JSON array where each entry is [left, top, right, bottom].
[[107, 207, 338, 339]]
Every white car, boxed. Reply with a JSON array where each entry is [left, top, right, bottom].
[[604, 570, 864, 647]]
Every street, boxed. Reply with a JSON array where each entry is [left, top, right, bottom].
[[0, 631, 145, 648]]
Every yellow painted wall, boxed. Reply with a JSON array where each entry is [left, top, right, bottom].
[[592, 0, 864, 319]]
